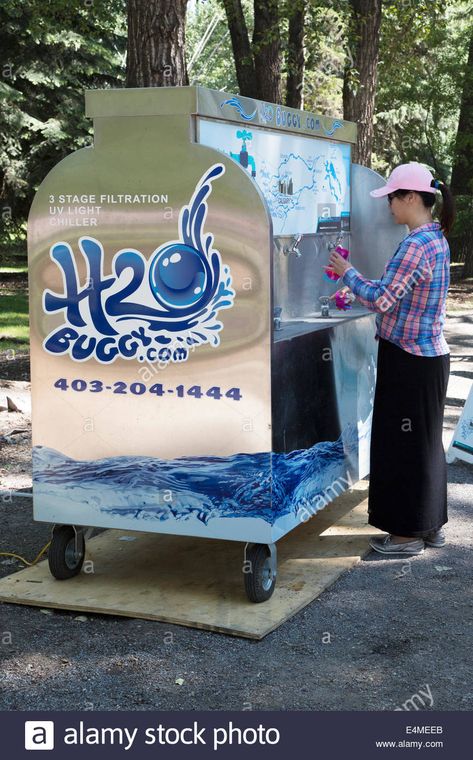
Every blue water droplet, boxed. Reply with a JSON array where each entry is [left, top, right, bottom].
[[149, 243, 208, 308]]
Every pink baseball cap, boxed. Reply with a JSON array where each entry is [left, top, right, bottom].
[[370, 162, 436, 197]]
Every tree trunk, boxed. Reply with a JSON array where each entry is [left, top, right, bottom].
[[221, 0, 255, 97], [450, 28, 473, 196], [463, 244, 473, 279], [286, 0, 306, 109], [126, 0, 189, 87], [253, 0, 282, 103], [221, 0, 282, 103], [343, 0, 382, 167]]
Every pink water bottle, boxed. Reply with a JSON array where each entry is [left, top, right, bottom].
[[334, 289, 354, 311], [324, 245, 350, 282]]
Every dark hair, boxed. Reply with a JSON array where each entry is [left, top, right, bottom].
[[390, 181, 456, 235]]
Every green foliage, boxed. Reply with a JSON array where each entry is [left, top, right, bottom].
[[373, 0, 473, 177], [301, 1, 347, 117], [1, 0, 472, 270], [0, 0, 126, 251], [187, 0, 348, 115], [0, 288, 29, 350], [187, 0, 246, 91], [449, 195, 473, 272]]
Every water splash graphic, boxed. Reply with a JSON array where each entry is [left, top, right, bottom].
[[32, 423, 362, 532]]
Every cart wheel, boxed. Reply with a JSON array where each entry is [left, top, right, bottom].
[[48, 525, 85, 580], [244, 543, 277, 603]]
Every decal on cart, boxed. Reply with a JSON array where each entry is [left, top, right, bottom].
[[32, 421, 361, 533], [41, 163, 234, 365]]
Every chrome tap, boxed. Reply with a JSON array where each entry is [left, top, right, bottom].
[[327, 232, 344, 252], [319, 296, 330, 317], [273, 306, 282, 331], [283, 234, 302, 257]]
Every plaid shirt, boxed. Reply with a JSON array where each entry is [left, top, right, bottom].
[[341, 222, 450, 357]]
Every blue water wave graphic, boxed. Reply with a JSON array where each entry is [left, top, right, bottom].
[[32, 424, 361, 527], [323, 119, 344, 136], [220, 97, 257, 121]]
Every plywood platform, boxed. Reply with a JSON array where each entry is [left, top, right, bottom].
[[0, 484, 379, 638]]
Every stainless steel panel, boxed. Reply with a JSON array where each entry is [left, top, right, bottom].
[[270, 314, 378, 541], [273, 309, 373, 342], [85, 86, 198, 118], [273, 232, 354, 320], [350, 163, 408, 278]]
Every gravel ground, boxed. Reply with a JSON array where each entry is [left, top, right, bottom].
[[0, 313, 472, 712]]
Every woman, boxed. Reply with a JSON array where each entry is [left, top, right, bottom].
[[326, 162, 455, 556]]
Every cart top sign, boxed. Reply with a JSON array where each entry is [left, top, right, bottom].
[[85, 85, 357, 144]]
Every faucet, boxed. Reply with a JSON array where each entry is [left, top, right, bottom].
[[273, 306, 282, 331], [327, 232, 345, 252], [283, 234, 302, 257], [319, 296, 330, 317]]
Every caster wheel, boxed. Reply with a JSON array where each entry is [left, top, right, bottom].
[[48, 525, 85, 580], [244, 543, 277, 603]]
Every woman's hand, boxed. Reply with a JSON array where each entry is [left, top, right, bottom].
[[329, 286, 351, 302], [326, 249, 353, 277]]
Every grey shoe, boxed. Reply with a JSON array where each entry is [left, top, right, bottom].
[[424, 527, 446, 548], [369, 535, 425, 556]]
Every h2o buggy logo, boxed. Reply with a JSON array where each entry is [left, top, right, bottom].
[[42, 164, 235, 366]]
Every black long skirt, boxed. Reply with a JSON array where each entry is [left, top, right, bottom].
[[368, 337, 450, 537]]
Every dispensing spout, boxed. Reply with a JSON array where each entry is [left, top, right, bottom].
[[273, 306, 283, 331], [319, 296, 330, 317], [327, 232, 345, 252], [283, 234, 303, 257]]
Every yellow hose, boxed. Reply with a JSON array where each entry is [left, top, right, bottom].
[[0, 541, 51, 567]]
